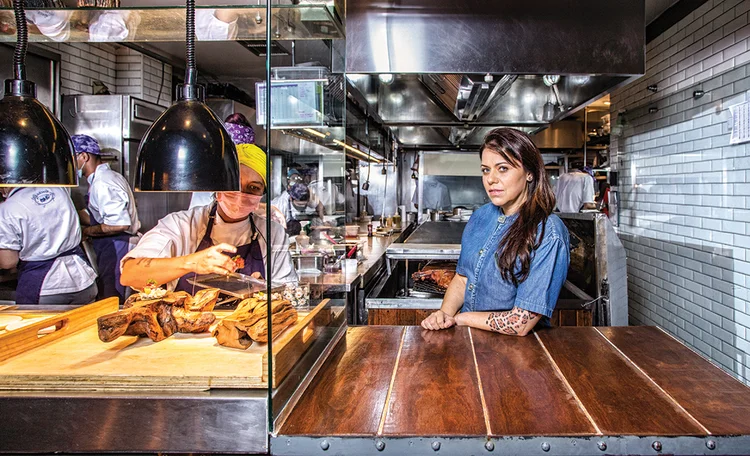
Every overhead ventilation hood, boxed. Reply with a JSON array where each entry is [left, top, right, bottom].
[[345, 0, 645, 149]]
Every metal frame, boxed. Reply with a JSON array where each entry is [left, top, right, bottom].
[[272, 435, 750, 456], [0, 390, 269, 454]]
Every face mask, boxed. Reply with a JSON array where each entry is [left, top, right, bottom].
[[77, 168, 83, 179], [217, 192, 262, 220]]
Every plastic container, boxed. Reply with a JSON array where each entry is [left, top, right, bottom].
[[345, 225, 360, 237], [296, 233, 310, 248], [342, 259, 358, 275]]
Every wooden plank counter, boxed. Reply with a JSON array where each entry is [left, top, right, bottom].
[[280, 326, 750, 440]]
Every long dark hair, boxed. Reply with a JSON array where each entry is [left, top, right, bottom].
[[480, 128, 556, 285]]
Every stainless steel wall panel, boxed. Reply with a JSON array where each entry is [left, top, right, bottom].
[[346, 0, 645, 75]]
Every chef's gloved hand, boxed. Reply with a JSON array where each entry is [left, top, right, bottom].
[[420, 310, 456, 331], [185, 243, 237, 276]]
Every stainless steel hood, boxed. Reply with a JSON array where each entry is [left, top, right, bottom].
[[345, 0, 645, 149]]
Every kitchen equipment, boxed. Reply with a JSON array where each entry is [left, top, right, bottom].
[[429, 210, 444, 222], [291, 252, 325, 275], [452, 206, 467, 216], [61, 95, 192, 231]]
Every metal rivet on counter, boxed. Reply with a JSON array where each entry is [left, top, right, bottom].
[[320, 440, 330, 451], [652, 441, 662, 452], [484, 441, 495, 452], [431, 441, 441, 451], [597, 441, 607, 451], [706, 440, 716, 450], [376, 440, 386, 451], [541, 442, 551, 452]]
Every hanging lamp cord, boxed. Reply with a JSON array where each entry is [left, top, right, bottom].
[[185, 0, 197, 86], [13, 0, 27, 81]]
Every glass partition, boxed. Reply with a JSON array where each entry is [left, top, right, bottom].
[[264, 7, 348, 432], [0, 5, 343, 43]]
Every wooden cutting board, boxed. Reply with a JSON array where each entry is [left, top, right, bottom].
[[0, 298, 330, 391]]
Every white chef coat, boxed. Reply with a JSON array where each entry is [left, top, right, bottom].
[[87, 163, 141, 235], [271, 191, 319, 223], [0, 188, 96, 295], [554, 171, 595, 212], [308, 180, 344, 210], [121, 205, 298, 291], [412, 179, 452, 211], [195, 10, 238, 40]]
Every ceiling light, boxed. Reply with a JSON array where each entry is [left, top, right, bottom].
[[0, 0, 77, 187], [303, 128, 328, 139], [135, 0, 239, 191]]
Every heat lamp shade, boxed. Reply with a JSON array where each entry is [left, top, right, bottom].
[[135, 99, 240, 191], [0, 94, 77, 186]]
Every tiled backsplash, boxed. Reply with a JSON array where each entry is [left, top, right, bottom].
[[611, 0, 750, 383], [39, 42, 172, 107]]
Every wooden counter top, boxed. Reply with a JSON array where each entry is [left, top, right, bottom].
[[280, 326, 750, 438]]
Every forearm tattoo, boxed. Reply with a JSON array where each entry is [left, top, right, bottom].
[[485, 308, 539, 335]]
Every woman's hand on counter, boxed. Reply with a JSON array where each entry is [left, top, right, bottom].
[[420, 310, 456, 330], [184, 243, 238, 276]]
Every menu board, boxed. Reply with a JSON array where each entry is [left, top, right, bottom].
[[256, 79, 326, 128]]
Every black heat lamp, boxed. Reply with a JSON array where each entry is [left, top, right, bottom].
[[0, 0, 77, 187], [135, 0, 239, 191]]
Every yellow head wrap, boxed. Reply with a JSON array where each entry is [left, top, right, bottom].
[[237, 143, 267, 185]]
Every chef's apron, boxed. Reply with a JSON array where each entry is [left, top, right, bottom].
[[90, 231, 132, 303], [175, 203, 265, 293], [15, 246, 88, 304], [85, 193, 133, 303]]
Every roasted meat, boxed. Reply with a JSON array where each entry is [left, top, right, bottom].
[[98, 289, 219, 343], [411, 263, 457, 290]]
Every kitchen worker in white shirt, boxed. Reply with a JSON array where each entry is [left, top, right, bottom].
[[271, 177, 326, 235], [73, 134, 141, 303], [554, 166, 596, 212], [120, 144, 297, 292], [0, 187, 98, 304], [412, 178, 452, 211]]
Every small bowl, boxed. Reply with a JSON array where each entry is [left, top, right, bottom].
[[345, 225, 360, 237]]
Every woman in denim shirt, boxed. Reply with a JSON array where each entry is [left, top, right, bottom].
[[421, 128, 570, 336]]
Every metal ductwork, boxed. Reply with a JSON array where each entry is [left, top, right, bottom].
[[420, 74, 518, 122]]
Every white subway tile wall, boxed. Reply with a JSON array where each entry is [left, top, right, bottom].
[[39, 42, 118, 95], [611, 0, 750, 383], [37, 43, 171, 108]]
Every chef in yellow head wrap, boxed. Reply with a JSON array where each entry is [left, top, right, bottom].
[[120, 126, 297, 292]]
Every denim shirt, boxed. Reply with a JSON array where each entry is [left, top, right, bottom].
[[456, 203, 570, 318]]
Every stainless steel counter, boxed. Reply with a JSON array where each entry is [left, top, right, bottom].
[[404, 221, 466, 244], [385, 243, 461, 260]]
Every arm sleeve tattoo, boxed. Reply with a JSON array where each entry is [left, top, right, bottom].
[[485, 307, 539, 335]]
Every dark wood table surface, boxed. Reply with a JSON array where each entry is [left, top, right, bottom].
[[280, 326, 750, 438]]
